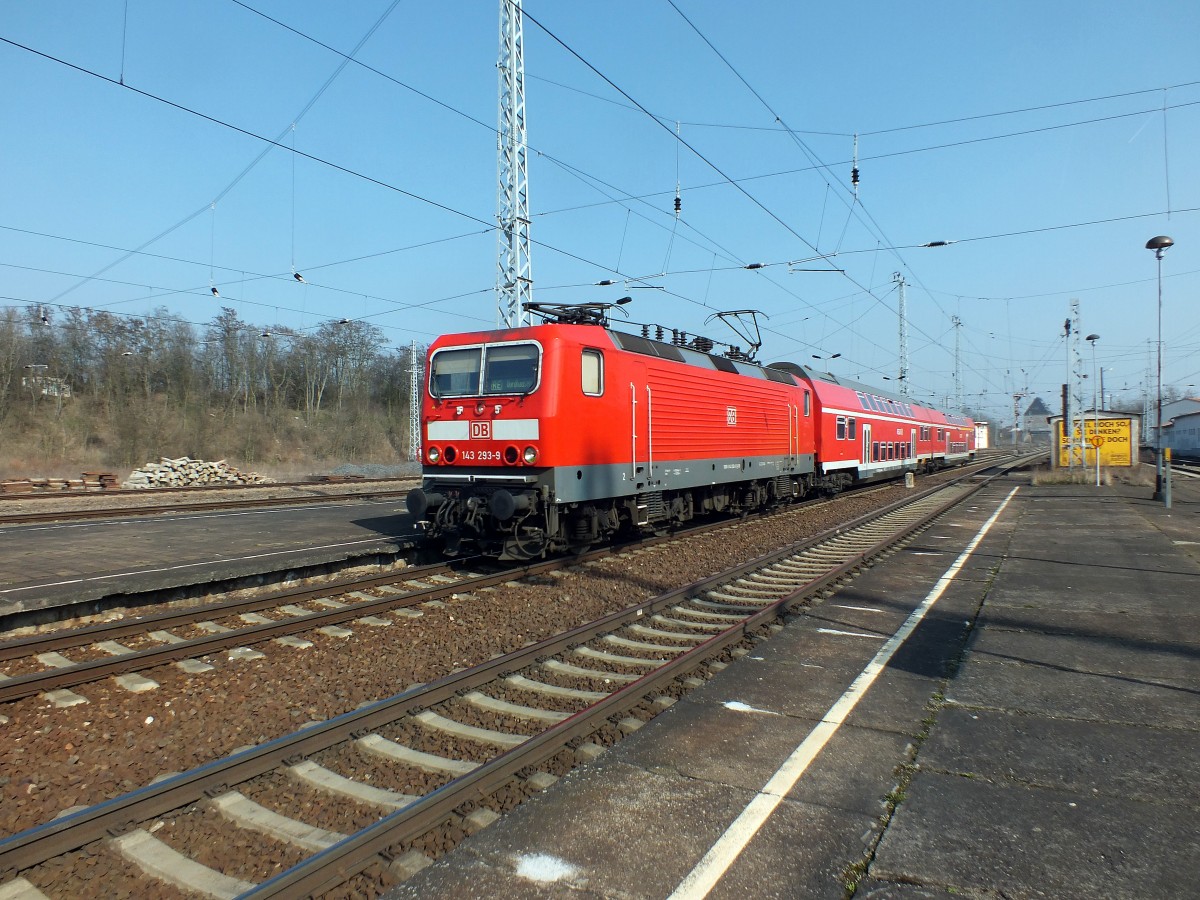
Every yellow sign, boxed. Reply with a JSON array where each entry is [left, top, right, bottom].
[[1057, 418, 1134, 467]]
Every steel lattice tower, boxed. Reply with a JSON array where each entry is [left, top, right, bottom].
[[497, 0, 531, 327], [1068, 299, 1085, 466], [894, 273, 910, 396], [408, 339, 422, 463], [952, 315, 963, 410]]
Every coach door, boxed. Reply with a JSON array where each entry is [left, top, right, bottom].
[[910, 428, 916, 460], [862, 423, 872, 466]]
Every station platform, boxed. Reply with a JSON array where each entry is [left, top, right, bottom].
[[0, 499, 416, 626], [385, 471, 1200, 899]]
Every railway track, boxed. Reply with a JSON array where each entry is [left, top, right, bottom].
[[0, 479, 418, 526], [1170, 460, 1200, 479], [0, 455, 1033, 899], [0, 483, 902, 704]]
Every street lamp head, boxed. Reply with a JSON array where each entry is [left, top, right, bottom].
[[1145, 235, 1174, 258], [1086, 333, 1100, 343]]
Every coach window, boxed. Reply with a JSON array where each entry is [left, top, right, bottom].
[[836, 416, 847, 440], [873, 442, 880, 461], [582, 349, 604, 396], [848, 417, 857, 440]]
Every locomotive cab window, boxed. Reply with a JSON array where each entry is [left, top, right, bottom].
[[484, 343, 539, 394], [430, 342, 541, 398], [429, 347, 481, 397], [582, 349, 604, 396]]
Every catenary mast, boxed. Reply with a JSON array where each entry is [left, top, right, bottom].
[[497, 0, 531, 327]]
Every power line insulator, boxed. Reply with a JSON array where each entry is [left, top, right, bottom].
[[674, 195, 681, 215], [851, 166, 860, 188]]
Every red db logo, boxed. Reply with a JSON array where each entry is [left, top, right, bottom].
[[470, 421, 492, 440]]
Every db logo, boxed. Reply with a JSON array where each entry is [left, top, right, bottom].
[[470, 421, 492, 440], [726, 407, 737, 426]]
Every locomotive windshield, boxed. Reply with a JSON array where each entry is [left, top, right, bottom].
[[429, 342, 540, 398]]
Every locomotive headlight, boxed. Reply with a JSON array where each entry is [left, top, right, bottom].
[[523, 446, 538, 465], [427, 446, 441, 463]]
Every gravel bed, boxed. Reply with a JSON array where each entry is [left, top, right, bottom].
[[315, 742, 453, 797], [0, 476, 968, 893], [239, 770, 385, 836], [485, 684, 592, 715], [154, 803, 310, 882], [518, 663, 629, 693], [24, 841, 190, 900]]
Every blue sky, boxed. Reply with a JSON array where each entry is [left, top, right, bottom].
[[2, 1, 1198, 427]]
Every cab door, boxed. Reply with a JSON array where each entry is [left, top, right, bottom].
[[628, 362, 652, 492]]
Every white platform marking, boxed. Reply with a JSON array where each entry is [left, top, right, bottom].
[[668, 486, 1020, 900]]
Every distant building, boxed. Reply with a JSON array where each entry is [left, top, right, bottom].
[[974, 422, 990, 450], [1018, 397, 1052, 445], [1161, 397, 1200, 421], [20, 375, 72, 400], [1151, 397, 1200, 449], [1163, 408, 1200, 458]]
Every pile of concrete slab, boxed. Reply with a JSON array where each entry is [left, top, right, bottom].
[[121, 457, 274, 489]]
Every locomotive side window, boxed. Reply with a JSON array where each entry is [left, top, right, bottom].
[[582, 349, 604, 396], [804, 391, 811, 416], [430, 348, 481, 397]]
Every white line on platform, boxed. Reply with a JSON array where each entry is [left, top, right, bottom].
[[667, 485, 1021, 900], [816, 628, 884, 639]]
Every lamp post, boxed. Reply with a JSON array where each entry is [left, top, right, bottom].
[[1146, 235, 1173, 508], [1012, 392, 1025, 449], [1086, 334, 1100, 487]]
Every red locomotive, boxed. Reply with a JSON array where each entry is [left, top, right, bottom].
[[406, 303, 974, 559]]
